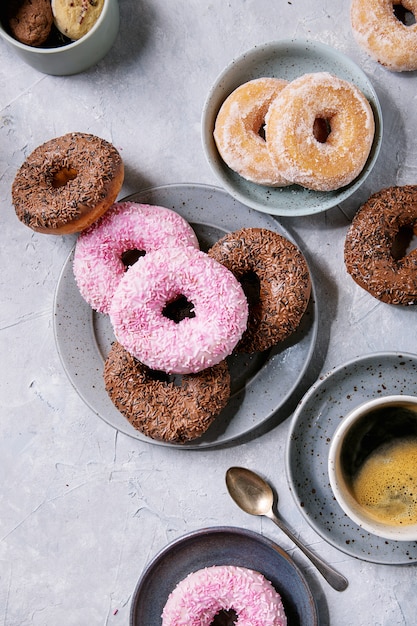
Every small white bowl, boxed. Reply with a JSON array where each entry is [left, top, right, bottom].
[[202, 39, 383, 217], [0, 0, 119, 76], [328, 395, 417, 541]]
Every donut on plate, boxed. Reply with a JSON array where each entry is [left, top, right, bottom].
[[208, 227, 311, 352], [351, 0, 417, 72], [161, 565, 287, 626], [213, 77, 291, 186], [12, 132, 124, 234], [344, 185, 417, 305], [109, 246, 249, 374], [103, 342, 230, 443], [73, 201, 199, 314], [265, 72, 375, 191]]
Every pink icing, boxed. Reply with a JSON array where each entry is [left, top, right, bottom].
[[109, 247, 249, 374], [73, 201, 199, 313], [161, 565, 287, 626]]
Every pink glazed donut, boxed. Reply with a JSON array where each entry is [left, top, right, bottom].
[[73, 201, 199, 313], [109, 246, 249, 374], [161, 565, 287, 626]]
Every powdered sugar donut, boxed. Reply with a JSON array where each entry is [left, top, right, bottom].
[[213, 77, 291, 186], [73, 201, 199, 314], [351, 0, 417, 72], [161, 565, 287, 626], [109, 246, 249, 374], [265, 72, 375, 191]]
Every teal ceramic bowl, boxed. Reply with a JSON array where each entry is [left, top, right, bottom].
[[202, 39, 383, 217], [0, 0, 119, 75]]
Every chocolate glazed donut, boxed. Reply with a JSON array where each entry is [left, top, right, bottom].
[[208, 227, 311, 352], [344, 185, 417, 305], [12, 132, 124, 234], [103, 342, 231, 443]]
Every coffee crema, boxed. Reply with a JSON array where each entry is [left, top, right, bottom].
[[351, 437, 417, 526]]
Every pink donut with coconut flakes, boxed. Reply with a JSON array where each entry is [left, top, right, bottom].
[[161, 565, 287, 626], [109, 246, 248, 374], [73, 201, 199, 314]]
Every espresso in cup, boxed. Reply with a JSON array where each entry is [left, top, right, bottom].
[[328, 395, 417, 541]]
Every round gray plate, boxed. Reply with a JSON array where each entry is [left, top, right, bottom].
[[286, 352, 417, 564], [129, 526, 318, 626], [53, 183, 318, 448], [202, 39, 383, 216]]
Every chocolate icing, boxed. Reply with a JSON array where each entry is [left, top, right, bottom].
[[344, 185, 417, 305], [12, 132, 123, 234], [208, 227, 311, 352], [103, 342, 231, 443]]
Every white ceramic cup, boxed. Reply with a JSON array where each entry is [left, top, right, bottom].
[[328, 394, 417, 541], [0, 0, 119, 76]]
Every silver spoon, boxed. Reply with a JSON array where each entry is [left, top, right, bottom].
[[226, 466, 348, 592]]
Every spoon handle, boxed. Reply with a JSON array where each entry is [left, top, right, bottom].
[[268, 512, 348, 592]]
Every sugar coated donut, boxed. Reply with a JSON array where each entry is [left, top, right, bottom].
[[12, 132, 124, 235], [351, 0, 417, 72], [213, 77, 291, 186], [265, 72, 375, 191], [109, 246, 249, 374], [161, 565, 287, 626], [73, 201, 199, 314], [344, 185, 417, 305], [104, 342, 230, 443], [208, 228, 311, 352]]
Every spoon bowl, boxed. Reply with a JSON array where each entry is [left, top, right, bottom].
[[226, 466, 348, 592], [226, 465, 275, 516]]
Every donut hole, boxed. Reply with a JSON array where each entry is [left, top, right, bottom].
[[51, 166, 78, 188], [146, 367, 182, 387], [162, 294, 196, 323], [393, 3, 416, 26], [258, 122, 267, 141], [211, 609, 238, 625], [391, 225, 417, 260], [121, 249, 146, 269], [239, 270, 261, 307], [313, 117, 332, 143]]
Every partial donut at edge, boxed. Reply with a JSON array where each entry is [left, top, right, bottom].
[[344, 185, 417, 305]]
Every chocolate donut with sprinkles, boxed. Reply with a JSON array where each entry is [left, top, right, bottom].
[[104, 342, 230, 443], [208, 227, 311, 352], [344, 185, 417, 305], [12, 132, 124, 235]]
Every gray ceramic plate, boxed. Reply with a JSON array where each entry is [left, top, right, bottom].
[[286, 352, 417, 564], [53, 183, 318, 448], [129, 526, 318, 626], [202, 39, 383, 217]]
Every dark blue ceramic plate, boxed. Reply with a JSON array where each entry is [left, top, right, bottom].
[[129, 526, 318, 625]]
